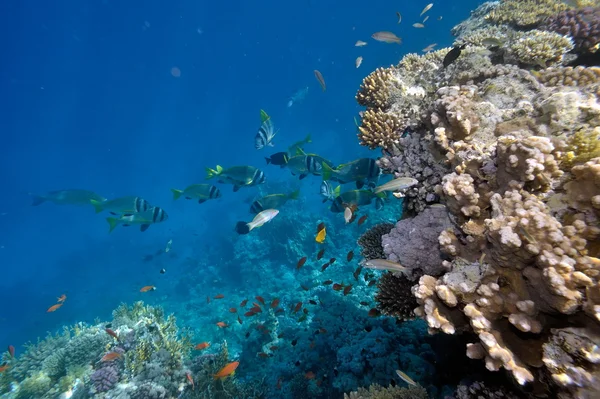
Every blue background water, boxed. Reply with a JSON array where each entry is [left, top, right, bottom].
[[0, 0, 481, 381]]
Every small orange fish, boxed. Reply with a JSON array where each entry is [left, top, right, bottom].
[[229, 308, 237, 313], [347, 251, 354, 262], [214, 294, 225, 299], [315, 227, 326, 244], [253, 302, 262, 309], [195, 342, 210, 350], [343, 285, 353, 295], [358, 215, 368, 226], [238, 315, 243, 324], [321, 262, 330, 272], [140, 285, 156, 293], [305, 371, 316, 379], [270, 345, 279, 351], [314, 70, 326, 91], [332, 283, 343, 291], [214, 361, 240, 379], [101, 352, 122, 362], [329, 258, 336, 264], [47, 303, 63, 312], [244, 310, 258, 317], [186, 372, 195, 390], [297, 257, 307, 269], [317, 248, 325, 260], [270, 298, 280, 308], [293, 302, 302, 313], [251, 305, 262, 313], [0, 364, 9, 373], [216, 322, 228, 328], [258, 352, 270, 358], [57, 294, 67, 303], [105, 328, 119, 340], [368, 308, 381, 317], [255, 296, 265, 305], [240, 299, 248, 307]]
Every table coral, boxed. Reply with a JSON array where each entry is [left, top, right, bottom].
[[485, 0, 570, 28]]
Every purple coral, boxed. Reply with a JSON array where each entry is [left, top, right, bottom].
[[91, 364, 119, 392], [541, 7, 600, 53]]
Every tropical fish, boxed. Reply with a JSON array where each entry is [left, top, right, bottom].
[[355, 56, 363, 68], [287, 87, 309, 107], [186, 372, 195, 390], [256, 296, 265, 305], [320, 181, 341, 203], [229, 308, 237, 313], [0, 364, 9, 373], [105, 328, 119, 340], [140, 285, 156, 292], [271, 298, 280, 308], [47, 303, 63, 312], [368, 308, 381, 317], [214, 361, 240, 379], [358, 215, 368, 226], [216, 322, 228, 328], [7, 345, 14, 358], [240, 299, 248, 307], [195, 342, 210, 350], [247, 209, 279, 231], [90, 196, 151, 214], [330, 190, 384, 213], [396, 369, 417, 386], [420, 3, 433, 16], [57, 294, 67, 303], [323, 280, 333, 285], [106, 206, 168, 232], [353, 266, 362, 280], [371, 31, 402, 44], [255, 117, 276, 150], [206, 165, 266, 192], [482, 37, 504, 47], [314, 70, 326, 91], [363, 259, 407, 273], [423, 16, 430, 23], [344, 207, 353, 224], [322, 158, 381, 188], [171, 184, 221, 203], [396, 12, 402, 24], [315, 227, 326, 243], [355, 40, 367, 47], [250, 190, 299, 214], [347, 251, 354, 262], [413, 23, 425, 28], [297, 256, 307, 269], [317, 249, 325, 260], [321, 262, 331, 272], [443, 44, 466, 68], [374, 177, 418, 193], [101, 352, 122, 362], [422, 43, 437, 52], [332, 283, 343, 291], [31, 189, 106, 207], [214, 294, 225, 299], [265, 152, 290, 167], [343, 285, 353, 295], [288, 134, 312, 155], [286, 154, 333, 179]]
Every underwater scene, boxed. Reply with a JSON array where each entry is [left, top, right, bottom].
[[2, 0, 600, 398]]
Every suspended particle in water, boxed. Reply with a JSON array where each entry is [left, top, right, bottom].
[[171, 67, 181, 78]]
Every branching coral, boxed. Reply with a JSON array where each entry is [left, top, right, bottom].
[[356, 67, 396, 110], [358, 110, 405, 150], [376, 272, 418, 320], [508, 30, 574, 67], [344, 383, 429, 399], [485, 0, 570, 28], [358, 223, 395, 261], [541, 7, 600, 54]]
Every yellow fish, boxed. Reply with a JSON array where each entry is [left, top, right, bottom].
[[315, 227, 326, 244]]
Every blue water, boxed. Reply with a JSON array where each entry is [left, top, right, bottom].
[[1, 0, 482, 396]]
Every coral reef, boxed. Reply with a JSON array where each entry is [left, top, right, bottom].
[[344, 383, 429, 399], [355, 0, 600, 397], [358, 223, 395, 261], [375, 273, 418, 320], [451, 380, 522, 399]]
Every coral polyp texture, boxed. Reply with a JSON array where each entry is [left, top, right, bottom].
[[357, 1, 600, 397]]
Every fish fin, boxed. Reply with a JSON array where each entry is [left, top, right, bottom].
[[233, 185, 241, 192], [334, 185, 341, 197], [122, 224, 130, 227], [299, 174, 307, 180], [322, 198, 328, 203], [31, 195, 46, 206], [110, 212, 118, 215], [295, 147, 306, 156], [375, 191, 387, 198], [185, 197, 192, 200], [90, 199, 104, 213], [205, 165, 223, 179], [289, 190, 300, 200], [106, 217, 119, 233], [171, 189, 183, 200], [140, 224, 150, 232], [260, 109, 270, 123], [322, 162, 335, 181], [356, 181, 365, 189], [122, 213, 134, 217], [265, 157, 271, 165], [268, 142, 275, 147], [198, 199, 206, 204]]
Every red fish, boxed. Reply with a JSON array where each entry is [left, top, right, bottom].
[[140, 285, 155, 292], [353, 266, 363, 280], [255, 296, 265, 305], [343, 285, 353, 295], [251, 305, 262, 313], [332, 284, 343, 291], [293, 302, 302, 313], [214, 294, 225, 299], [238, 316, 243, 324], [347, 251, 354, 261], [270, 345, 279, 351], [297, 257, 307, 269], [321, 262, 330, 272], [240, 299, 248, 307], [317, 249, 325, 260], [244, 310, 258, 317], [7, 345, 14, 358], [229, 308, 237, 313], [101, 352, 122, 362], [258, 352, 270, 358], [368, 308, 381, 317], [216, 322, 228, 328], [358, 215, 368, 226], [270, 298, 280, 308], [47, 303, 63, 313], [186, 372, 195, 390], [329, 258, 336, 264], [105, 328, 119, 340], [305, 371, 316, 379], [214, 361, 239, 379], [323, 280, 333, 285], [194, 342, 210, 350], [0, 364, 9, 373]]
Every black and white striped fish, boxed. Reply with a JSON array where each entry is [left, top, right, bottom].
[[106, 206, 169, 233], [255, 118, 276, 150]]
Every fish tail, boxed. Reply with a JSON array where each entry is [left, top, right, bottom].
[[265, 157, 271, 165], [171, 189, 183, 200], [322, 162, 335, 181], [31, 195, 46, 206], [260, 109, 270, 123], [289, 190, 300, 200], [205, 165, 223, 179], [90, 199, 104, 213], [334, 185, 341, 197], [106, 217, 119, 233]]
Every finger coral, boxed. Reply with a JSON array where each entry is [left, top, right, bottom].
[[358, 110, 405, 150], [540, 7, 600, 54], [356, 67, 396, 110], [344, 383, 429, 399]]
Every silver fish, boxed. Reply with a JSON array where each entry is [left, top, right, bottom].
[[396, 12, 402, 24], [413, 23, 425, 28], [320, 181, 340, 202], [31, 189, 106, 207], [355, 56, 363, 68], [287, 87, 309, 108], [247, 209, 279, 231], [106, 206, 168, 233], [371, 31, 402, 44], [420, 3, 433, 17], [373, 177, 418, 193], [355, 40, 367, 47], [91, 196, 151, 214], [396, 370, 417, 386], [423, 15, 429, 23], [314, 70, 326, 91], [363, 259, 407, 273], [422, 43, 437, 52], [344, 206, 353, 224], [255, 118, 276, 149]]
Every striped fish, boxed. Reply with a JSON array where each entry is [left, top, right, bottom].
[[106, 206, 169, 233], [171, 184, 221, 204], [322, 158, 381, 189], [90, 196, 151, 215], [255, 118, 276, 150]]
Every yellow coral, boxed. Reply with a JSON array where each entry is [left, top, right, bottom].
[[485, 0, 570, 27], [356, 67, 395, 110], [562, 128, 600, 167], [358, 109, 405, 150]]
